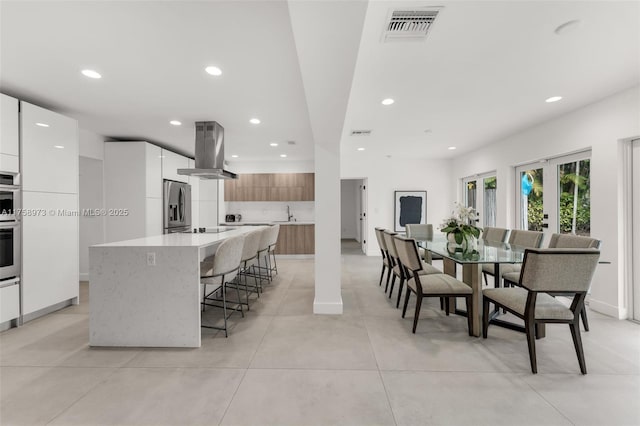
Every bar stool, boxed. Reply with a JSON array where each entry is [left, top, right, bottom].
[[267, 224, 280, 277], [255, 226, 273, 283], [235, 228, 265, 302], [200, 235, 245, 337]]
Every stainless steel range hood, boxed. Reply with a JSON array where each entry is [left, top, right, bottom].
[[177, 121, 237, 180]]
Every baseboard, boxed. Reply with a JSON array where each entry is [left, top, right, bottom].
[[22, 299, 74, 323], [588, 298, 627, 319], [313, 299, 343, 314]]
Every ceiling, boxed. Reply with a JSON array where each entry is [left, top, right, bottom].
[[1, 1, 638, 163]]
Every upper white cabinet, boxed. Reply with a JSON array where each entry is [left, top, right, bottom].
[[21, 101, 78, 193], [0, 94, 19, 173], [162, 149, 189, 183]]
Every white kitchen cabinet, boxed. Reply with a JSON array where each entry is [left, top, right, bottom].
[[162, 149, 189, 183], [104, 142, 163, 241], [0, 94, 19, 157], [0, 94, 20, 173], [20, 101, 78, 193], [0, 282, 20, 323], [22, 191, 79, 316]]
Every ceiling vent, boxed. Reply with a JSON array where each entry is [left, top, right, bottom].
[[350, 130, 372, 136], [382, 7, 442, 42]]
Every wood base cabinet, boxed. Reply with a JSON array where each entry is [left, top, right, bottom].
[[274, 225, 314, 254]]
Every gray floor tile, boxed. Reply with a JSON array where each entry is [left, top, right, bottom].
[[522, 373, 640, 426], [382, 371, 572, 425], [49, 367, 245, 426], [365, 316, 511, 372], [220, 369, 395, 426], [0, 366, 115, 425], [250, 315, 378, 370], [125, 315, 273, 368]]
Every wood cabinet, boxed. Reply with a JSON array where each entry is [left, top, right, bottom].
[[224, 173, 314, 201], [274, 224, 315, 254]]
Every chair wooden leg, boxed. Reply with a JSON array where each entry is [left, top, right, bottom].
[[402, 290, 411, 318], [396, 279, 404, 308], [580, 307, 590, 332], [525, 320, 538, 374], [412, 294, 423, 334], [570, 322, 588, 374], [389, 275, 398, 298], [379, 265, 386, 286], [439, 297, 444, 310], [385, 268, 392, 292], [444, 297, 450, 316], [482, 297, 490, 338]]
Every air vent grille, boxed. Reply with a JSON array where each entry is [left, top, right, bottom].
[[383, 8, 441, 42], [350, 130, 372, 136]]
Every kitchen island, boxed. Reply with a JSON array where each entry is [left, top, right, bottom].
[[89, 226, 265, 348]]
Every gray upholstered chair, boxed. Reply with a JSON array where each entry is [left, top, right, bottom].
[[483, 229, 544, 286], [374, 228, 390, 287], [392, 234, 441, 308], [200, 235, 246, 337], [504, 233, 601, 331], [383, 230, 401, 296], [405, 224, 441, 262], [394, 235, 473, 334], [255, 226, 274, 283], [481, 227, 509, 243], [235, 228, 264, 305], [267, 224, 281, 277], [483, 248, 600, 374]]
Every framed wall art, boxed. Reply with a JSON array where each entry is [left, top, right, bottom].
[[394, 191, 427, 232]]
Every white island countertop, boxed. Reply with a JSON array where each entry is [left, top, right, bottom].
[[220, 221, 314, 226], [94, 226, 261, 248]]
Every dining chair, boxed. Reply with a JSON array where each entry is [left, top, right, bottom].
[[392, 234, 441, 308], [503, 233, 600, 331], [405, 224, 440, 262], [394, 235, 473, 334], [200, 234, 246, 337], [483, 248, 600, 374], [374, 228, 390, 287], [483, 229, 543, 286], [382, 230, 401, 296], [481, 227, 509, 243]]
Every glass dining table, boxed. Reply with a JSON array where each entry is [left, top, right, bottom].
[[416, 236, 535, 337]]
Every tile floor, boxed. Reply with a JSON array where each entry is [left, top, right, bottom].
[[1, 252, 639, 425]]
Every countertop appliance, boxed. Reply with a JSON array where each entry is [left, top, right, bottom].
[[0, 221, 20, 282], [177, 121, 237, 180], [187, 227, 236, 234], [225, 214, 242, 222], [163, 180, 192, 234]]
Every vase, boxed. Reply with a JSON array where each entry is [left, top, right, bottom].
[[446, 233, 477, 252]]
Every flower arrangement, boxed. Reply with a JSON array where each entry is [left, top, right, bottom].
[[440, 203, 482, 246]]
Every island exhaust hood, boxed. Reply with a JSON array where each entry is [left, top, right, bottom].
[[177, 121, 237, 180]]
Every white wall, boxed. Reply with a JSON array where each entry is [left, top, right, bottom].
[[340, 180, 358, 239], [78, 128, 105, 280], [451, 86, 640, 319], [226, 201, 314, 222], [341, 156, 454, 256]]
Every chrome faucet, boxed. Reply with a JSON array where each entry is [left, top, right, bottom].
[[287, 205, 294, 222]]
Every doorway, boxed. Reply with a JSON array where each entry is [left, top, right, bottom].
[[515, 151, 591, 243], [340, 178, 367, 255], [463, 172, 497, 228]]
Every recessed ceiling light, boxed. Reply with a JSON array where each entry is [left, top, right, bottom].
[[169, 120, 182, 126], [424, 129, 432, 133], [381, 98, 395, 106], [81, 69, 102, 79], [231, 154, 239, 158], [36, 122, 49, 127], [545, 96, 563, 103], [249, 118, 261, 125], [205, 66, 222, 76], [554, 20, 581, 35], [280, 154, 287, 158], [54, 145, 65, 149], [357, 147, 365, 151], [270, 143, 278, 147], [448, 146, 457, 150]]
